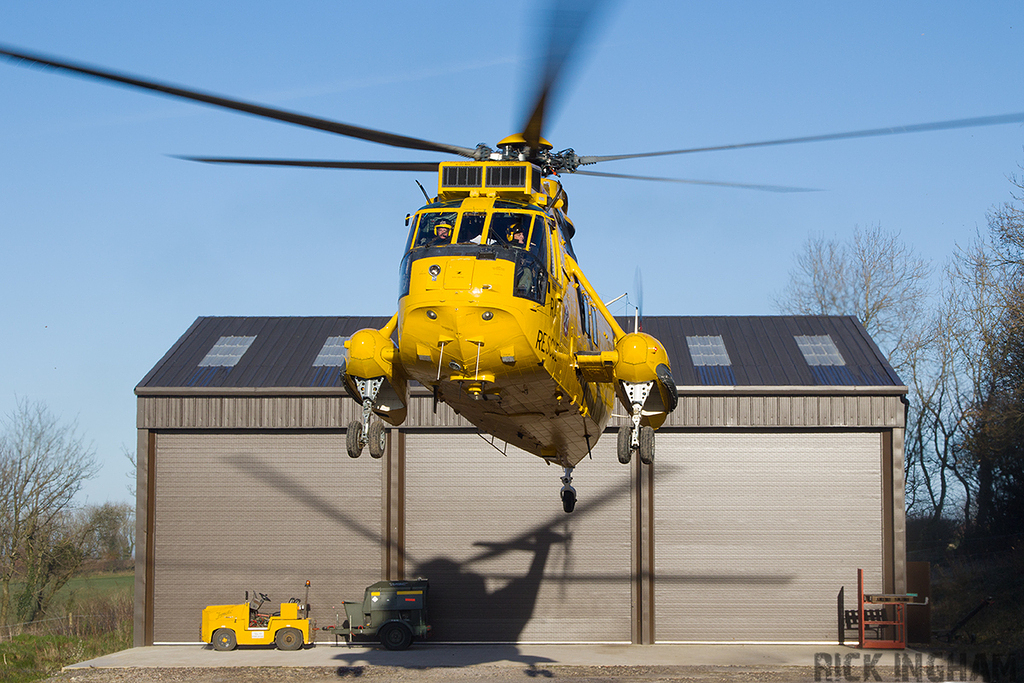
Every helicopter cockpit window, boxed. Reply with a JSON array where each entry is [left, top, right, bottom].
[[456, 212, 487, 245], [528, 215, 547, 261], [555, 213, 578, 263], [414, 211, 457, 247], [404, 214, 420, 252], [510, 214, 549, 305], [489, 212, 532, 249]]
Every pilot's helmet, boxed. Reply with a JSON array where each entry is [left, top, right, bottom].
[[435, 223, 453, 237]]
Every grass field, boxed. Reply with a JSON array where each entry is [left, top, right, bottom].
[[0, 570, 133, 683]]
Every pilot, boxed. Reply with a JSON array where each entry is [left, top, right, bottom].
[[433, 223, 452, 245], [510, 227, 527, 247]]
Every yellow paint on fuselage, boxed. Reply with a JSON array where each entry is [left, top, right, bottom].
[[343, 161, 674, 467], [396, 191, 617, 466]]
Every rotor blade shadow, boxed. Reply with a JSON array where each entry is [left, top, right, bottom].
[[224, 452, 382, 545], [461, 462, 680, 567]]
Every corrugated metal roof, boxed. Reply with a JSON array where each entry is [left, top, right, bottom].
[[628, 316, 901, 387], [137, 315, 902, 391], [137, 316, 392, 390]]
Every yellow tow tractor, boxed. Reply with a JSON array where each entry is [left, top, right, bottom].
[[202, 581, 314, 651]]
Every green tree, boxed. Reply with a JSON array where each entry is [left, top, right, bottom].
[[80, 502, 135, 566], [0, 399, 98, 624]]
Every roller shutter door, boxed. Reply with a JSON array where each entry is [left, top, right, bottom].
[[152, 432, 382, 643], [654, 431, 883, 643], [404, 432, 632, 643]]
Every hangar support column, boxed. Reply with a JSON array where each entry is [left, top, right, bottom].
[[133, 428, 155, 647], [383, 430, 406, 580], [631, 453, 655, 644]]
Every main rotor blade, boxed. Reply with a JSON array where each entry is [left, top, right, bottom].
[[0, 44, 477, 158], [573, 169, 819, 193], [579, 112, 1024, 165], [173, 156, 440, 172], [520, 0, 610, 151]]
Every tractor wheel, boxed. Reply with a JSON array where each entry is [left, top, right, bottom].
[[616, 427, 632, 465], [368, 419, 386, 459], [379, 622, 413, 651], [639, 425, 655, 466], [212, 628, 237, 651], [346, 420, 363, 458], [274, 627, 303, 651]]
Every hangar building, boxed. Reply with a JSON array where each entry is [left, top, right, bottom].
[[133, 315, 906, 646]]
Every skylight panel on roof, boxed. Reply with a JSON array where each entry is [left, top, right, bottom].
[[795, 335, 845, 366], [313, 336, 348, 367], [198, 336, 256, 367], [687, 336, 731, 366]]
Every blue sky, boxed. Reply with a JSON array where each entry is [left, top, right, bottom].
[[2, 1, 1023, 504]]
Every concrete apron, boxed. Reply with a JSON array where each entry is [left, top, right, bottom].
[[66, 643, 905, 670]]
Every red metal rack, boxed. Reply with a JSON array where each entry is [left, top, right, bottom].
[[856, 568, 918, 649]]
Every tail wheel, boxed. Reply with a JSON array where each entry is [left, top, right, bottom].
[[379, 622, 413, 651], [274, 627, 303, 651], [212, 628, 236, 651], [639, 425, 655, 465], [368, 419, 387, 459], [616, 427, 632, 464], [346, 420, 364, 458]]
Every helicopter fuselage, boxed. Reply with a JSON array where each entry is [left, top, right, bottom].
[[344, 161, 675, 469], [398, 204, 615, 466]]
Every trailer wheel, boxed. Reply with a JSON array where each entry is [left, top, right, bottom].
[[275, 627, 303, 650], [212, 628, 236, 651], [379, 622, 412, 650]]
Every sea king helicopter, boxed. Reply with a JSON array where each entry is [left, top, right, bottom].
[[3, 4, 1024, 513]]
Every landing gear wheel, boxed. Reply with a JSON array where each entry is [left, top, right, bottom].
[[275, 627, 303, 651], [212, 628, 236, 651], [368, 419, 386, 459], [617, 427, 632, 464], [380, 622, 413, 650], [561, 487, 577, 513], [639, 425, 655, 465], [346, 420, 363, 458]]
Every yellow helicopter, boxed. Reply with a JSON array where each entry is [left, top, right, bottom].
[[342, 141, 680, 514], [3, 4, 1024, 513]]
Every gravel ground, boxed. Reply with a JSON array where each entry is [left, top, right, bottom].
[[45, 664, 820, 683]]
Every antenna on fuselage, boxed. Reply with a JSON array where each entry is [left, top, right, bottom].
[[634, 267, 644, 333], [415, 179, 431, 203]]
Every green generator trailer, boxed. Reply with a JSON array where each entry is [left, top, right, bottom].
[[321, 579, 430, 650]]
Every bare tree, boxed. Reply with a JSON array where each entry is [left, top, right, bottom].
[[773, 224, 933, 372], [120, 443, 137, 499], [0, 398, 98, 624], [776, 176, 1024, 549], [904, 174, 1024, 547], [946, 180, 1024, 545], [901, 301, 975, 528], [774, 225, 953, 542]]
